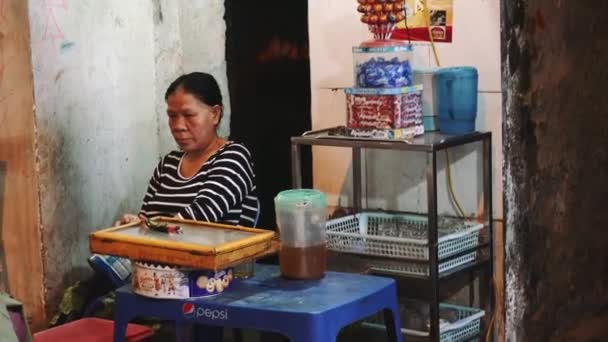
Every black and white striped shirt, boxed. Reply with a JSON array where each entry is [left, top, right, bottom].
[[139, 142, 260, 227]]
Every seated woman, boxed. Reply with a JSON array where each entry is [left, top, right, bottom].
[[107, 72, 282, 342], [115, 72, 261, 341], [118, 72, 259, 227]]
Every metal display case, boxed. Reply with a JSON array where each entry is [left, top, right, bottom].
[[290, 126, 493, 341]]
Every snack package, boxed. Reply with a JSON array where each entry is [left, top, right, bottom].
[[393, 0, 454, 43]]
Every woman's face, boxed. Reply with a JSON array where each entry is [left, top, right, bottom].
[[166, 87, 221, 153]]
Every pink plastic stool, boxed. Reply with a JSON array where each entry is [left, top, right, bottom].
[[34, 317, 154, 342]]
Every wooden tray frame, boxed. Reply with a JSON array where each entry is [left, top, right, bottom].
[[89, 217, 277, 270]]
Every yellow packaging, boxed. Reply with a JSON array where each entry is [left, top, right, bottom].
[[393, 0, 454, 43]]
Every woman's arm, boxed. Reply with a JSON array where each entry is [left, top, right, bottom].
[[139, 157, 164, 218], [113, 213, 140, 226], [178, 144, 255, 222]]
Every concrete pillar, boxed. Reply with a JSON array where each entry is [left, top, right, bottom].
[[502, 0, 608, 340]]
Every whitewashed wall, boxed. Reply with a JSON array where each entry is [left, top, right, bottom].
[[27, 0, 228, 315]]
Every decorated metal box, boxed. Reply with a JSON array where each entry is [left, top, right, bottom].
[[345, 85, 424, 138], [89, 217, 276, 271], [131, 261, 234, 299]]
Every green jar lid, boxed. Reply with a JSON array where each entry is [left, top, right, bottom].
[[274, 189, 327, 209]]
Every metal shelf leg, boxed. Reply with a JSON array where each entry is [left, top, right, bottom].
[[427, 150, 439, 341], [353, 147, 362, 211], [291, 143, 302, 189]]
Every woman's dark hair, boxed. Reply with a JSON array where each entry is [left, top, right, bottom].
[[165, 72, 223, 108]]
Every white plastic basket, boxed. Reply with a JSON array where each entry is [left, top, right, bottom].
[[363, 303, 485, 341], [366, 252, 477, 277], [326, 212, 484, 261], [439, 304, 485, 342]]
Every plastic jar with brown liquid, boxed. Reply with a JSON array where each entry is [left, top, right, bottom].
[[274, 189, 327, 280]]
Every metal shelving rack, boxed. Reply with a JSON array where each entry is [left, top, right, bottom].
[[290, 127, 493, 341]]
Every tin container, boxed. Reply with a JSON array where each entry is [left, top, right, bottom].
[[132, 261, 234, 299], [345, 85, 424, 135]]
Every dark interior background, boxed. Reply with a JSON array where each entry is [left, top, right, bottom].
[[225, 0, 313, 231]]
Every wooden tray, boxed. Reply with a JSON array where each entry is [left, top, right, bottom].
[[89, 217, 277, 270]]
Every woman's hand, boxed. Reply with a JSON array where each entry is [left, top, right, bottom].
[[114, 213, 141, 227]]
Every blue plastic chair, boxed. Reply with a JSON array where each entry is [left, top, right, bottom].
[[113, 264, 402, 342]]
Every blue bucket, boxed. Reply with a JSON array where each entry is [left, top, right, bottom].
[[436, 67, 478, 134]]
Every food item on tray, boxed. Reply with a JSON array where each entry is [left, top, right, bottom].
[[140, 216, 183, 235], [437, 216, 476, 235], [377, 221, 400, 238], [373, 216, 478, 240], [375, 220, 427, 240]]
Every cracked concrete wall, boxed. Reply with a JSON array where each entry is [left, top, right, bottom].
[[153, 0, 184, 156], [502, 0, 608, 340], [25, 0, 228, 321], [154, 0, 231, 156], [28, 0, 161, 319], [177, 0, 231, 140]]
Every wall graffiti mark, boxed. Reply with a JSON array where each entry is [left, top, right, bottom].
[[42, 0, 69, 42], [60, 40, 74, 53], [27, 0, 71, 100]]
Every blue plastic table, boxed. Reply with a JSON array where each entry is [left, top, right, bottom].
[[113, 264, 402, 342]]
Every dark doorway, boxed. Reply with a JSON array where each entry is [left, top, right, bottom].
[[225, 1, 312, 230]]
